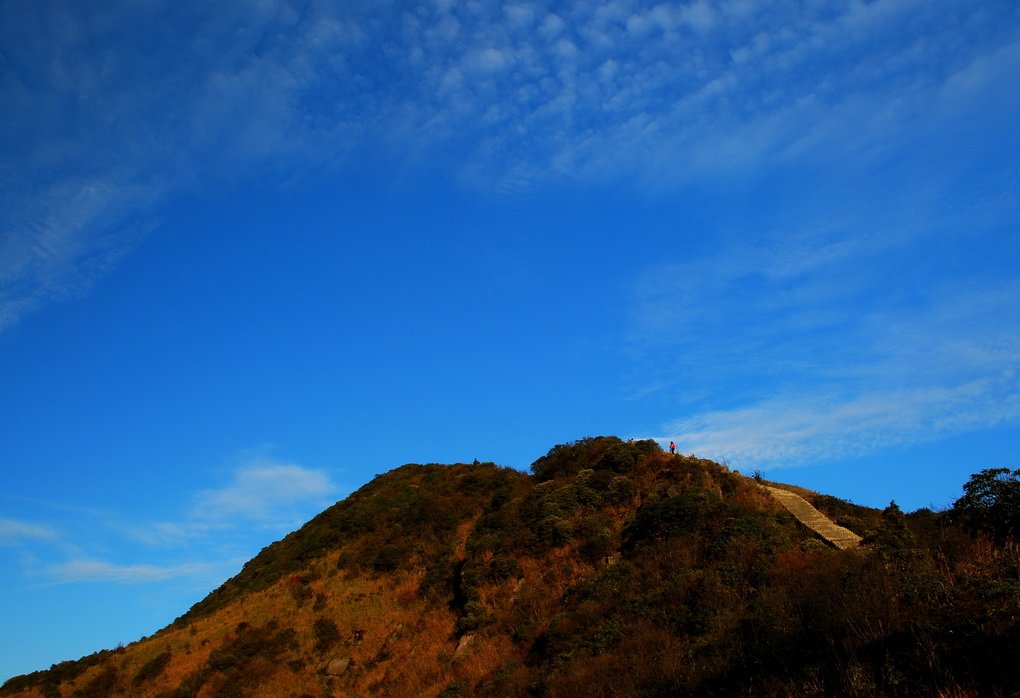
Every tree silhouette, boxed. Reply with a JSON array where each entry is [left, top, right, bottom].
[[950, 467, 1020, 543]]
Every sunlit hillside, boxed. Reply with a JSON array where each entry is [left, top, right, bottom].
[[4, 437, 1019, 697]]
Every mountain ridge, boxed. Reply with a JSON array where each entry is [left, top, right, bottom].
[[4, 436, 1018, 697]]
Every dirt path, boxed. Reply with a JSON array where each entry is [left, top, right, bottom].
[[763, 486, 862, 549]]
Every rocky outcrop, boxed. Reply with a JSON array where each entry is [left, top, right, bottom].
[[453, 634, 475, 660], [322, 657, 351, 676]]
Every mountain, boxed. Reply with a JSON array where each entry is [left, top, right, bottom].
[[3, 436, 1019, 697]]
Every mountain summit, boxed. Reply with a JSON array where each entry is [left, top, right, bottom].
[[4, 437, 1018, 697]]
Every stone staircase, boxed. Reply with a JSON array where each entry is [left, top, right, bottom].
[[763, 485, 862, 549]]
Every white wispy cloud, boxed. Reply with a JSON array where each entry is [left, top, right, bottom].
[[0, 517, 58, 546], [190, 458, 340, 523], [126, 457, 344, 545], [6, 455, 342, 587], [4, 0, 1016, 331], [48, 559, 226, 584], [0, 178, 154, 331], [664, 378, 1020, 469], [634, 223, 1020, 468], [124, 520, 226, 548]]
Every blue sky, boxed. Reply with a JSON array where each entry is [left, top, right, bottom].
[[2, 0, 1020, 681]]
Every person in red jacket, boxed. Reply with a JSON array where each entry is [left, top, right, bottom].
[[669, 441, 676, 454]]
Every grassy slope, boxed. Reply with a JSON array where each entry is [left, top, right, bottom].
[[4, 438, 1019, 697]]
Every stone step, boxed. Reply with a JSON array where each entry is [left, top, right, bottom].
[[763, 486, 862, 549]]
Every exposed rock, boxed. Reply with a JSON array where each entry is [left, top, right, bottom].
[[453, 633, 475, 660], [324, 657, 351, 676]]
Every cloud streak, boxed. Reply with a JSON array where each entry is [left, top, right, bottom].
[[48, 559, 226, 584], [0, 179, 153, 331], [3, 0, 1018, 330], [666, 378, 1020, 469], [635, 214, 1020, 469], [7, 456, 342, 587], [191, 459, 341, 523], [0, 517, 58, 546], [3, 0, 1018, 481]]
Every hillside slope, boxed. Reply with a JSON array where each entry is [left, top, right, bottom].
[[4, 437, 1019, 697]]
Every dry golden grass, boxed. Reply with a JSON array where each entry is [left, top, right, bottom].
[[9, 450, 1014, 697], [0, 454, 804, 697], [9, 562, 485, 697]]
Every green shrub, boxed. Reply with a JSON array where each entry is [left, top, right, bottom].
[[485, 555, 522, 581], [372, 544, 404, 572], [133, 650, 172, 686], [531, 437, 624, 481], [313, 617, 341, 653], [534, 516, 574, 548], [579, 527, 614, 563], [597, 443, 639, 473], [418, 557, 457, 600], [457, 600, 494, 632], [606, 474, 636, 505], [71, 666, 118, 698], [628, 492, 714, 541], [438, 679, 466, 697]]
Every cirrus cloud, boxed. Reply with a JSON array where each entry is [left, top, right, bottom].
[[48, 559, 228, 584], [190, 459, 340, 523], [0, 517, 58, 546], [4, 0, 1018, 331]]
